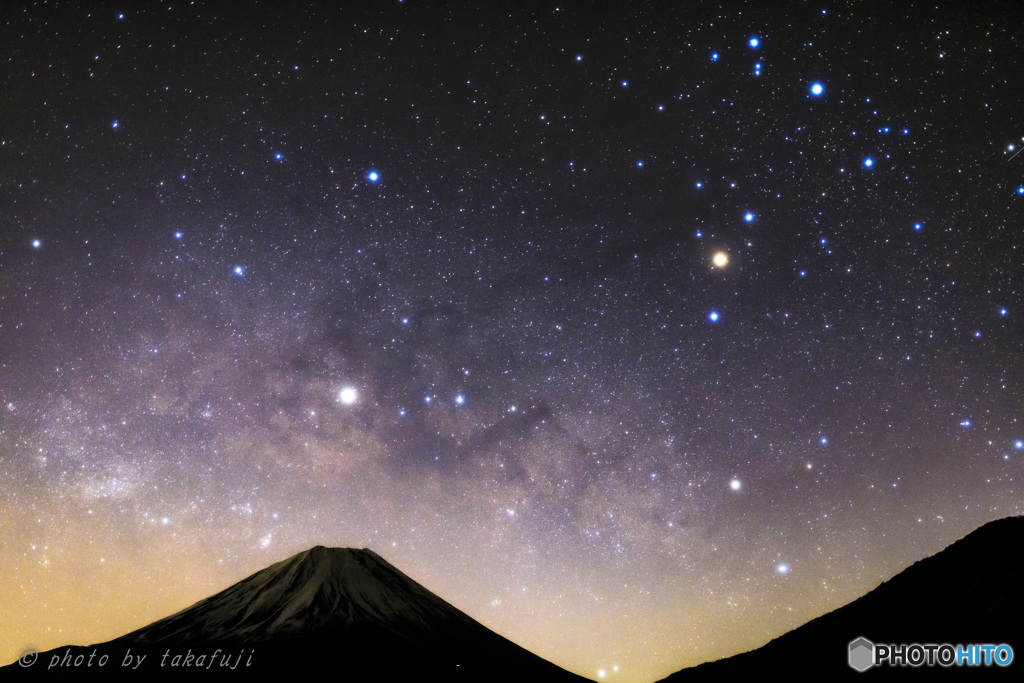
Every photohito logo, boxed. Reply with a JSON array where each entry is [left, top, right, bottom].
[[849, 637, 1014, 670]]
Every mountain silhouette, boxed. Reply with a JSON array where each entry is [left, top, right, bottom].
[[4, 546, 591, 682], [659, 516, 1024, 680], [8, 517, 1021, 681]]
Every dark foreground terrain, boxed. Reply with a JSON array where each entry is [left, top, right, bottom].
[[660, 516, 1023, 680]]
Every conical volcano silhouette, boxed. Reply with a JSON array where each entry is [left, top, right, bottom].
[[5, 547, 591, 682]]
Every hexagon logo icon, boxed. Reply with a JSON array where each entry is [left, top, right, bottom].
[[849, 637, 874, 672]]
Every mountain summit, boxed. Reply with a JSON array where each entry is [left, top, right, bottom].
[[5, 547, 590, 682], [126, 546, 488, 644]]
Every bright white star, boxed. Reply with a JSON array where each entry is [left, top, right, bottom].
[[338, 387, 358, 405]]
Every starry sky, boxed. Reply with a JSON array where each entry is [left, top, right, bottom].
[[2, 2, 1023, 681]]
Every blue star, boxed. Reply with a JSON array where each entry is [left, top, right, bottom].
[[710, 52, 719, 61], [576, 55, 582, 62], [274, 152, 283, 161], [1015, 440, 1023, 449], [621, 80, 628, 87], [914, 223, 922, 231], [960, 419, 971, 427], [32, 239, 41, 249], [695, 230, 702, 238], [117, 13, 124, 20], [776, 563, 789, 574], [708, 311, 720, 322], [748, 37, 760, 48], [367, 170, 380, 182], [820, 436, 828, 445], [744, 212, 755, 223], [233, 266, 245, 277], [454, 394, 465, 406], [809, 82, 824, 96], [863, 157, 874, 168], [424, 395, 432, 404], [695, 181, 703, 188], [174, 232, 183, 239], [112, 120, 119, 129], [1017, 186, 1024, 195], [1000, 308, 1008, 316], [637, 161, 644, 168]]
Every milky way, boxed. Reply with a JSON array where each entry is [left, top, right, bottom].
[[2, 3, 1022, 681]]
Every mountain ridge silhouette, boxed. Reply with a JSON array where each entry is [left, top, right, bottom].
[[659, 516, 1023, 680]]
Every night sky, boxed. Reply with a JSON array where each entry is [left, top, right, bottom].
[[2, 2, 1023, 681]]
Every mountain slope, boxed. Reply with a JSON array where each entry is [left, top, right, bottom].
[[660, 516, 1024, 680], [4, 546, 591, 682]]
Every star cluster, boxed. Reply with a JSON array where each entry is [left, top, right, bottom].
[[1, 3, 1022, 682]]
